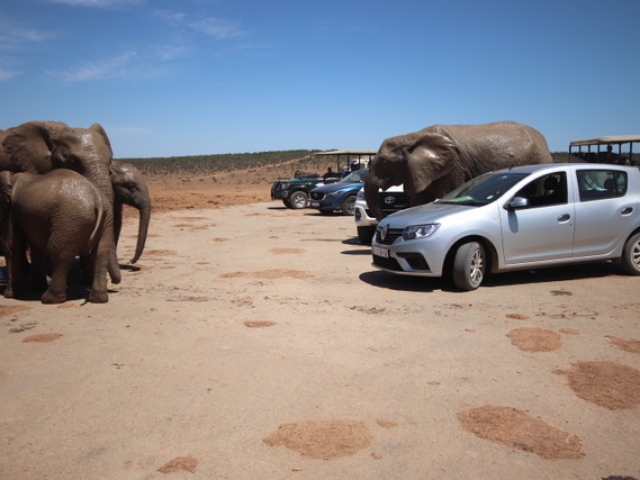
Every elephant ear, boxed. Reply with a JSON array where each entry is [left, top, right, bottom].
[[89, 123, 114, 158], [404, 132, 459, 195], [2, 122, 57, 174], [0, 171, 12, 203]]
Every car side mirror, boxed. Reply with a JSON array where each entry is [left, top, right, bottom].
[[505, 196, 529, 211]]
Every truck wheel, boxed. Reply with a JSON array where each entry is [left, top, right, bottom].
[[452, 241, 485, 291], [289, 191, 308, 209], [621, 232, 640, 275], [357, 226, 375, 245], [341, 195, 357, 216]]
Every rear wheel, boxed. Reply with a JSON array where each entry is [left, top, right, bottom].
[[621, 232, 640, 275], [288, 191, 308, 209], [452, 241, 485, 291], [357, 226, 375, 245], [341, 195, 357, 216]]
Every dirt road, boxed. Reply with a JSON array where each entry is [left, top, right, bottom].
[[1, 178, 640, 479]]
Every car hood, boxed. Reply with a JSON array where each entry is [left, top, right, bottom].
[[381, 201, 477, 228], [312, 181, 364, 194]]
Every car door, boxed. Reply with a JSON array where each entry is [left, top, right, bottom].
[[572, 169, 635, 257], [500, 172, 575, 265]]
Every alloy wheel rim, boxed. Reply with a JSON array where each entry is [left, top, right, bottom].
[[470, 249, 484, 285]]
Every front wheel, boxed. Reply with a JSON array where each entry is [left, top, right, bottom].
[[288, 191, 308, 209], [452, 241, 485, 291], [341, 195, 357, 216], [621, 232, 640, 275]]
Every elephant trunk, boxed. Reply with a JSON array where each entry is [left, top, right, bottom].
[[364, 174, 384, 221], [130, 206, 150, 264], [81, 163, 121, 284]]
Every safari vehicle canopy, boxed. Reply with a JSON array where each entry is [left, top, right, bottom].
[[569, 135, 640, 166], [313, 149, 377, 174]]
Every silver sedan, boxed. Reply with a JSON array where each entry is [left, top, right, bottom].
[[371, 163, 640, 290]]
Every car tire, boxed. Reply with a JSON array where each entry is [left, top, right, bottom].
[[452, 241, 485, 291], [357, 226, 375, 245], [621, 232, 640, 275], [341, 195, 357, 216], [288, 191, 308, 209]]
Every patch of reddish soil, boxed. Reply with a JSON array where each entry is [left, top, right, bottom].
[[556, 361, 640, 410], [458, 405, 585, 460], [263, 420, 374, 460]]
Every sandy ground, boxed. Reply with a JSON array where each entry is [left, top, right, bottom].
[[1, 168, 640, 480]]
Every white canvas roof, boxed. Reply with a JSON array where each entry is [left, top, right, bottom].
[[569, 135, 640, 147], [312, 149, 377, 156]]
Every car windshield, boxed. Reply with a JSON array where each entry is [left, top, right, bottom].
[[339, 169, 369, 183], [439, 172, 531, 206]]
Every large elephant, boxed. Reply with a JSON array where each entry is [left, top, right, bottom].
[[0, 121, 120, 284], [110, 160, 151, 264], [365, 121, 553, 220], [0, 170, 113, 304]]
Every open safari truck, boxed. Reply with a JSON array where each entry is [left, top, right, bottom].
[[569, 134, 640, 166]]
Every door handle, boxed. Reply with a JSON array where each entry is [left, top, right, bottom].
[[558, 214, 571, 222], [622, 207, 633, 215]]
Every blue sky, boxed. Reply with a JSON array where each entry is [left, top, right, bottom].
[[1, 0, 639, 158]]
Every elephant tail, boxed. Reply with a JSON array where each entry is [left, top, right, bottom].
[[89, 203, 106, 248]]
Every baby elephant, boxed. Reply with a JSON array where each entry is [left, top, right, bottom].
[[0, 170, 113, 303]]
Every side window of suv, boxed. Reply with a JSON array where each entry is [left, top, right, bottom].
[[577, 170, 628, 201], [515, 172, 567, 208]]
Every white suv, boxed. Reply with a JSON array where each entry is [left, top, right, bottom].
[[354, 185, 410, 244]]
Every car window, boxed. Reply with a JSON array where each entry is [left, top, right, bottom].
[[514, 172, 567, 207], [342, 169, 369, 183], [440, 172, 530, 206], [576, 170, 628, 201]]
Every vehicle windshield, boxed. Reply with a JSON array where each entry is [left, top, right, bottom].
[[439, 172, 530, 206], [340, 169, 369, 183]]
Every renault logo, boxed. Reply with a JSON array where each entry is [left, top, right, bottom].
[[380, 224, 389, 242], [384, 196, 395, 205]]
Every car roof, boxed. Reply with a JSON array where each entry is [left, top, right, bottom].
[[492, 163, 639, 175]]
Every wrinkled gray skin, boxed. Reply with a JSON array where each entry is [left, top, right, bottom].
[[365, 121, 553, 220], [0, 170, 113, 304], [110, 160, 151, 264], [0, 121, 120, 284]]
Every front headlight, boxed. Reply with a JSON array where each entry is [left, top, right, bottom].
[[403, 224, 440, 240], [356, 189, 365, 200], [328, 189, 347, 197]]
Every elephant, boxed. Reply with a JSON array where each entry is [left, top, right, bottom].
[[364, 121, 553, 220], [109, 160, 151, 264], [0, 170, 113, 304], [0, 121, 120, 284]]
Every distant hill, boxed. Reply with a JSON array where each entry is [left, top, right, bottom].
[[118, 150, 575, 175]]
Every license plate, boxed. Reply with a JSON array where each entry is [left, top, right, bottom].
[[310, 201, 320, 207], [371, 245, 389, 258]]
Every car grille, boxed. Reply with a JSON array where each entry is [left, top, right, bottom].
[[375, 228, 404, 245], [373, 254, 403, 271], [310, 191, 325, 201]]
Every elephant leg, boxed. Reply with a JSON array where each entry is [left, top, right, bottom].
[[86, 229, 111, 304], [28, 248, 49, 293], [5, 230, 27, 299], [87, 251, 109, 304], [411, 190, 437, 207], [41, 251, 74, 304], [79, 254, 94, 285]]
